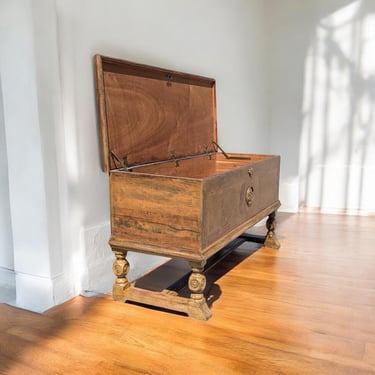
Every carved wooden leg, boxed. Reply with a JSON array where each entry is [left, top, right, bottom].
[[187, 261, 212, 320], [264, 211, 280, 249], [112, 249, 131, 301]]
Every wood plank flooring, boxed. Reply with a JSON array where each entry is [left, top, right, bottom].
[[1, 212, 374, 374]]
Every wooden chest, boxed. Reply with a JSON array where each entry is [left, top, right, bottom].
[[94, 55, 281, 319]]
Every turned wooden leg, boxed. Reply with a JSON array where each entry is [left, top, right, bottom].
[[112, 249, 131, 301], [187, 261, 212, 320], [264, 211, 280, 249]]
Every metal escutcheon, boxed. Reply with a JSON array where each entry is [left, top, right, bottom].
[[248, 168, 254, 178], [245, 186, 255, 206]]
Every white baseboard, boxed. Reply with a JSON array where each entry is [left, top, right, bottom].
[[0, 267, 16, 287], [83, 221, 167, 294], [14, 272, 78, 313], [299, 206, 375, 216], [0, 267, 16, 304]]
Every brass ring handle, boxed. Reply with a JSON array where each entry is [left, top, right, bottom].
[[245, 186, 255, 206]]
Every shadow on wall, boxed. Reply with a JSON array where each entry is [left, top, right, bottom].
[[0, 74, 14, 273], [299, 0, 375, 214]]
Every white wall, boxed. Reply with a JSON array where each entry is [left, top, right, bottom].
[[267, 0, 375, 214], [0, 0, 71, 311]]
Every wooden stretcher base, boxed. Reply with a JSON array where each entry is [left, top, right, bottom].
[[112, 214, 280, 320]]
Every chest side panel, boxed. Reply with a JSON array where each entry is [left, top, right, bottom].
[[202, 156, 280, 248], [109, 172, 203, 258]]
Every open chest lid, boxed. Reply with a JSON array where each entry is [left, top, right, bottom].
[[94, 55, 217, 172]]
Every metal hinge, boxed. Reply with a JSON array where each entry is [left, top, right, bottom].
[[110, 150, 129, 170], [212, 141, 252, 160]]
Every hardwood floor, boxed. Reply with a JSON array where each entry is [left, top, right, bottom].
[[1, 212, 374, 374]]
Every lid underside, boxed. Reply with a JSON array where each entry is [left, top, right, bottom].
[[94, 55, 217, 172]]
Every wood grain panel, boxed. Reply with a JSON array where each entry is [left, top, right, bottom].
[[202, 156, 280, 246], [94, 55, 216, 171], [109, 171, 202, 255]]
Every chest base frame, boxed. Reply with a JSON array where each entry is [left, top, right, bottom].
[[111, 209, 280, 320]]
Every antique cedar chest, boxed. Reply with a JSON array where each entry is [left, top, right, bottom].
[[94, 54, 281, 320]]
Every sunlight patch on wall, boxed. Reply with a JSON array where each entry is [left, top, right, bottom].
[[300, 0, 375, 214]]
